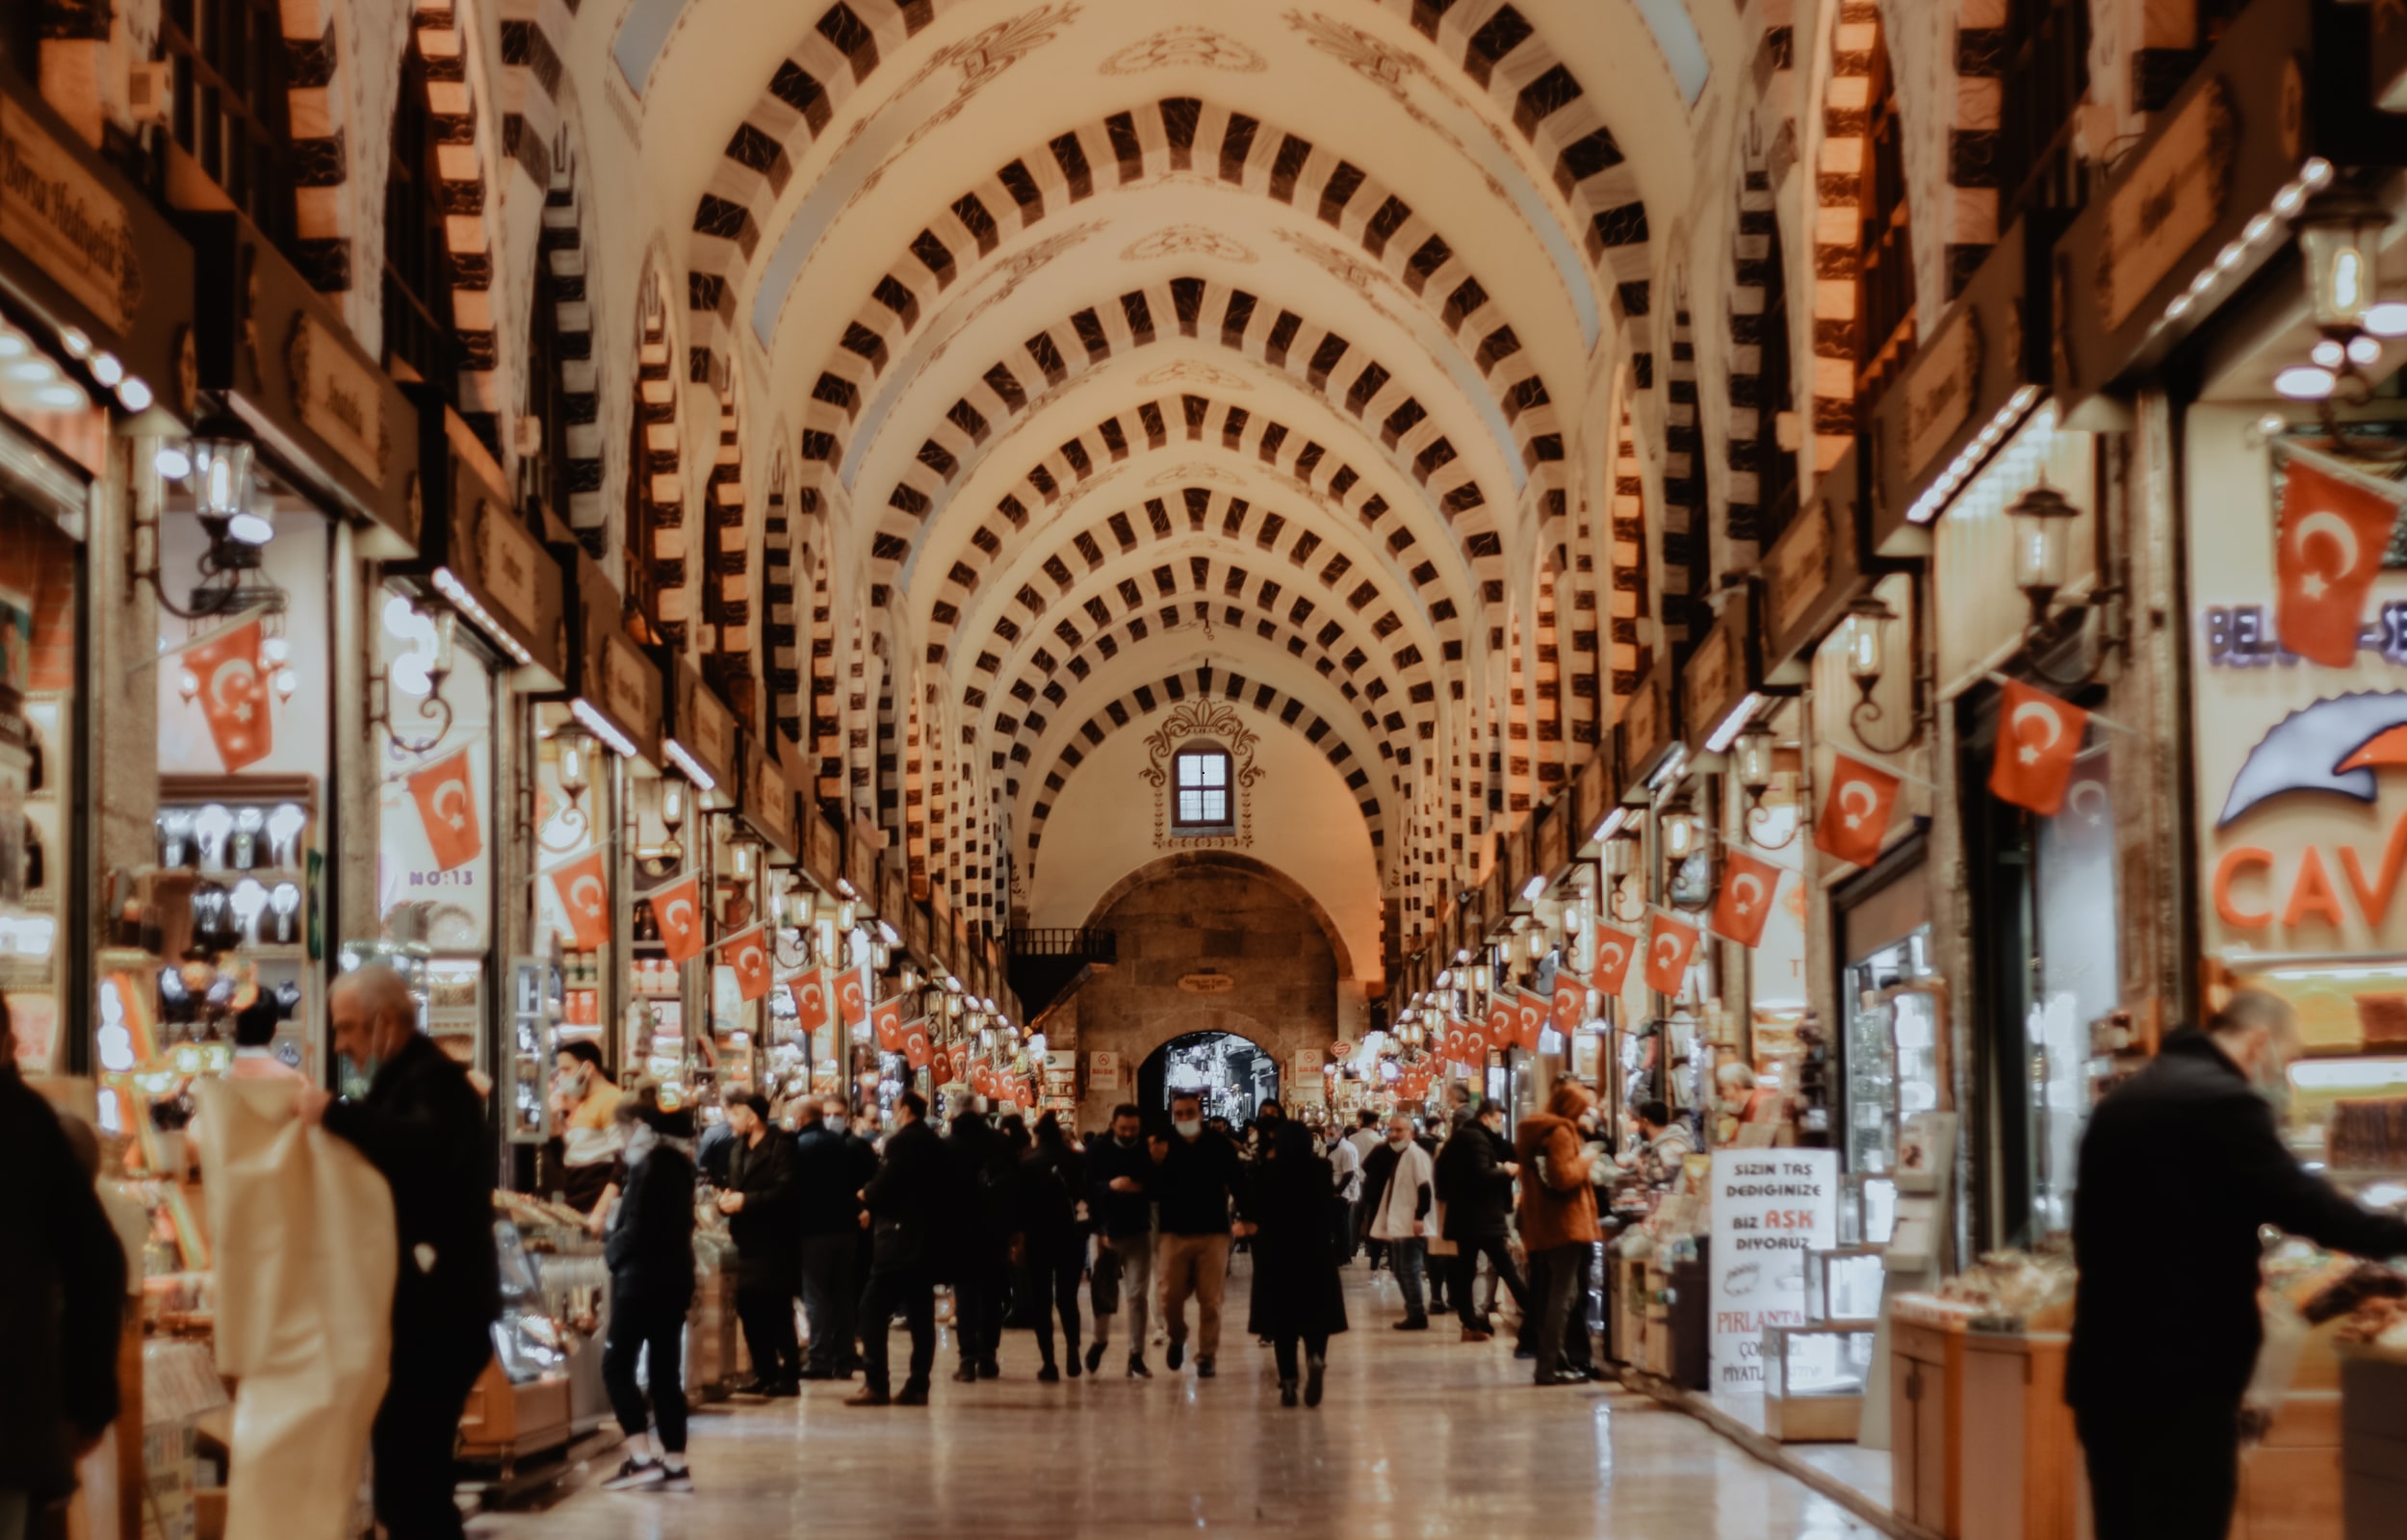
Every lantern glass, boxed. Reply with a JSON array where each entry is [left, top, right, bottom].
[[1843, 603, 1888, 688], [190, 433, 254, 520], [2007, 484, 2078, 602], [1734, 723, 1775, 795], [2300, 199, 2389, 331], [1603, 833, 1637, 879], [556, 734, 590, 796]]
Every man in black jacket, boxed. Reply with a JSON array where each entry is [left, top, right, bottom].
[[944, 1108, 1013, 1381], [850, 1091, 944, 1406], [793, 1097, 876, 1379], [1152, 1091, 1244, 1379], [303, 966, 499, 1539], [1435, 1099, 1529, 1345], [1084, 1103, 1156, 1377], [597, 1093, 697, 1491], [2071, 991, 2407, 1539], [0, 998, 126, 1536], [718, 1091, 801, 1395]]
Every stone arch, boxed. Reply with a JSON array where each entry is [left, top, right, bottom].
[[764, 448, 804, 749], [1660, 288, 1707, 650], [628, 263, 689, 648], [402, 2, 509, 448], [527, 116, 606, 544], [1081, 851, 1358, 984]]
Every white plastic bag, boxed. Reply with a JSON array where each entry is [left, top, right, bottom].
[[195, 1077, 398, 1540]]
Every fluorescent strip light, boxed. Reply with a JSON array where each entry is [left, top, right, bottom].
[[431, 568, 535, 667], [1521, 876, 1547, 902], [664, 738, 717, 793], [1592, 808, 1630, 845], [570, 698, 638, 759], [1704, 694, 1764, 756]]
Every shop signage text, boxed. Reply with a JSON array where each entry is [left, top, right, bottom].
[[2202, 603, 2407, 669], [1767, 497, 1831, 639], [1899, 309, 1982, 487], [2213, 809, 2407, 937], [690, 686, 735, 781], [1709, 1150, 1836, 1389], [602, 631, 658, 741], [0, 98, 141, 333], [2099, 79, 2236, 330], [287, 312, 385, 486], [469, 497, 544, 638]]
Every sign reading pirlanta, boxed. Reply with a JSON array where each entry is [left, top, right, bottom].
[[0, 97, 142, 333], [1709, 1149, 1836, 1390]]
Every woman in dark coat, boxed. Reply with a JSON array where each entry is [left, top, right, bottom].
[[599, 1094, 698, 1490], [1017, 1113, 1089, 1380], [1242, 1118, 1349, 1406]]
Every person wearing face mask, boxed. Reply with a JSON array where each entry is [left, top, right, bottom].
[[719, 1091, 802, 1397], [1324, 1118, 1363, 1266], [2071, 990, 2407, 1540], [1436, 1099, 1531, 1347], [1152, 1091, 1245, 1379], [1084, 1103, 1156, 1376], [548, 1040, 622, 1213], [1514, 1080, 1601, 1386], [794, 1097, 876, 1380], [1361, 1114, 1436, 1329], [597, 1091, 698, 1491]]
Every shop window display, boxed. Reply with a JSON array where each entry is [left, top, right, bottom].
[[0, 494, 77, 1073]]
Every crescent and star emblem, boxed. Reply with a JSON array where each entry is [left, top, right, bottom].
[[210, 656, 261, 723], [432, 778, 469, 831], [2011, 700, 2065, 765], [663, 897, 695, 936], [2067, 780, 2109, 825], [737, 943, 764, 976], [1729, 874, 1765, 915], [1653, 935, 1681, 967], [2295, 509, 2362, 599], [569, 875, 605, 916], [1599, 941, 1626, 972], [1839, 780, 1877, 828]]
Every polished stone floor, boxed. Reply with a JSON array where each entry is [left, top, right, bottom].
[[471, 1264, 1873, 1539]]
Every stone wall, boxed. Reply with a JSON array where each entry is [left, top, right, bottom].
[[1050, 859, 1338, 1134]]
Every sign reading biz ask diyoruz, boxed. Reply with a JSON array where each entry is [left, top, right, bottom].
[[1708, 1150, 1836, 1390]]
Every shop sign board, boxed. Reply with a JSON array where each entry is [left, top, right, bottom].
[[402, 403, 566, 687], [0, 93, 143, 334], [1534, 802, 1568, 887], [1764, 447, 1868, 678], [1709, 1148, 1837, 1390], [740, 740, 797, 861], [1680, 598, 1757, 754], [1089, 1051, 1121, 1091], [805, 806, 842, 892], [288, 312, 384, 489], [1618, 660, 1675, 799], [1293, 1048, 1325, 1074], [2099, 82, 2236, 331], [563, 548, 662, 765], [1897, 308, 1983, 493], [906, 897, 930, 963]]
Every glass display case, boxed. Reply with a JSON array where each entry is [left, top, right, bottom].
[[1806, 1246, 1888, 1324], [1841, 929, 1942, 1181], [504, 957, 561, 1145], [1761, 1322, 1876, 1442]]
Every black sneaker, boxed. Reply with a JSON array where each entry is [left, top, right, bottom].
[[1067, 1349, 1084, 1379], [844, 1385, 891, 1407], [1126, 1356, 1152, 1379], [1280, 1380, 1299, 1408], [1084, 1343, 1105, 1373], [1305, 1356, 1326, 1408], [1196, 1355, 1215, 1379], [658, 1465, 692, 1494], [602, 1457, 663, 1491], [977, 1359, 1000, 1380], [894, 1382, 930, 1406], [1037, 1363, 1061, 1383], [1166, 1341, 1185, 1372], [1392, 1317, 1430, 1331], [950, 1365, 978, 1384]]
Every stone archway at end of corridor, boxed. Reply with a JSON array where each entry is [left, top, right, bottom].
[[1041, 853, 1351, 1136]]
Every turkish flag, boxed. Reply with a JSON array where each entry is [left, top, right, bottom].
[[724, 925, 771, 1001], [1989, 680, 2088, 816], [1551, 971, 1590, 1036], [1711, 849, 1784, 949], [1815, 754, 1902, 868], [2276, 457, 2399, 666], [406, 749, 482, 871], [651, 874, 706, 962], [933, 1042, 962, 1085], [1592, 927, 1640, 995], [872, 996, 904, 1052], [902, 1016, 933, 1068], [837, 965, 871, 1029], [188, 619, 272, 771], [791, 967, 832, 1036], [1443, 1019, 1470, 1064], [549, 850, 609, 951], [1644, 912, 1700, 995], [971, 1060, 996, 1097], [1514, 990, 1547, 1050], [1486, 995, 1514, 1054], [1462, 1021, 1488, 1066]]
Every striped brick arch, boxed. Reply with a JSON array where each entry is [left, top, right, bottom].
[[794, 97, 1566, 506], [919, 399, 1473, 669], [529, 132, 606, 539], [1809, 0, 1887, 466], [1659, 299, 1707, 649], [1016, 667, 1391, 880], [859, 280, 1509, 596], [1607, 391, 1655, 713], [629, 266, 689, 648], [702, 369, 755, 727], [763, 450, 806, 750], [405, 4, 505, 447], [1724, 158, 1779, 571]]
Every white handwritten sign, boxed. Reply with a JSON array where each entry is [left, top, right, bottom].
[[1709, 1149, 1837, 1390]]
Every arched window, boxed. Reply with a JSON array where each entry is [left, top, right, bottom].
[[1173, 744, 1233, 832]]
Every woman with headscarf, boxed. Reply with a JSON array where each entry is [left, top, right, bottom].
[[598, 1089, 697, 1492], [1240, 1118, 1349, 1407]]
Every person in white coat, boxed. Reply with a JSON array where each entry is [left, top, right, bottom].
[[1363, 1115, 1436, 1329]]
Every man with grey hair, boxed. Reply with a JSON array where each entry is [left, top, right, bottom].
[[2070, 989, 2407, 1540], [299, 965, 496, 1539]]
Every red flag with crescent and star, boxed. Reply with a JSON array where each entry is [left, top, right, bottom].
[[837, 964, 871, 1030], [1644, 912, 1700, 995], [1711, 849, 1783, 948], [1551, 970, 1591, 1036], [1485, 994, 1514, 1056], [651, 874, 706, 963], [189, 619, 273, 771], [1513, 988, 1546, 1051], [1443, 1017, 1471, 1067], [723, 925, 772, 1002], [1592, 927, 1640, 995], [2276, 457, 2399, 666], [872, 995, 905, 1052], [1814, 754, 1901, 868], [1989, 680, 2088, 816], [406, 749, 482, 871], [549, 850, 609, 951], [791, 967, 832, 1036], [902, 1016, 934, 1069], [1461, 1018, 1488, 1069]]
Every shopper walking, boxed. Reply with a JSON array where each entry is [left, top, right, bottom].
[[1153, 1091, 1244, 1378], [547, 1040, 622, 1212], [851, 1091, 944, 1406], [1437, 1099, 1532, 1346], [300, 965, 498, 1539], [596, 1091, 697, 1492], [718, 1091, 802, 1396], [0, 997, 127, 1540], [2071, 991, 2407, 1539], [945, 1107, 1013, 1381], [1018, 1112, 1089, 1380], [1362, 1113, 1436, 1329], [1241, 1118, 1348, 1407], [794, 1097, 874, 1379], [1084, 1103, 1155, 1377], [1515, 1080, 1600, 1385], [1325, 1119, 1363, 1265]]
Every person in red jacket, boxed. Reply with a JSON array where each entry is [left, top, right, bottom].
[[1515, 1079, 1601, 1386]]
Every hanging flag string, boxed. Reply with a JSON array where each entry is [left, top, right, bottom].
[[2273, 436, 2407, 508], [526, 834, 626, 889], [130, 603, 273, 674], [709, 922, 768, 956], [1980, 671, 2135, 735]]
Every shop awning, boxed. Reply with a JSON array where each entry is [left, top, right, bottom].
[[0, 69, 194, 434], [184, 210, 419, 557], [559, 550, 662, 767], [665, 658, 738, 808], [2053, 0, 2407, 424], [1760, 445, 1871, 687], [395, 397, 566, 689]]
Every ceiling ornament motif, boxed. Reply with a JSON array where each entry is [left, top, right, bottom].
[[1099, 25, 1268, 77], [1146, 461, 1245, 489], [1270, 228, 1405, 322], [1281, 11, 1514, 206], [1120, 224, 1257, 265], [1133, 358, 1254, 393], [1139, 701, 1266, 854], [845, 3, 1084, 203], [924, 219, 1108, 365]]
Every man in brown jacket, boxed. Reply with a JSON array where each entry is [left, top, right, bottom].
[[1515, 1080, 1601, 1385]]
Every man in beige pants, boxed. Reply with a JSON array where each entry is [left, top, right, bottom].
[[1150, 1091, 1245, 1379]]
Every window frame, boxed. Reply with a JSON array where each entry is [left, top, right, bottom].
[[1171, 743, 1235, 834], [381, 36, 460, 409], [158, 0, 300, 261]]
